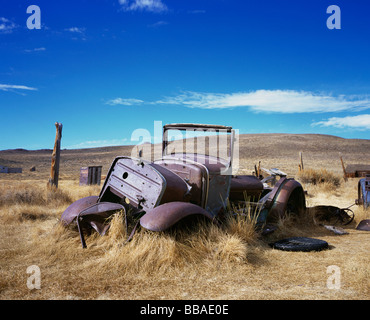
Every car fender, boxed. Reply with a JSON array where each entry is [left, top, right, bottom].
[[61, 196, 125, 248], [260, 178, 306, 223], [61, 196, 99, 226], [140, 201, 214, 232], [268, 178, 306, 220]]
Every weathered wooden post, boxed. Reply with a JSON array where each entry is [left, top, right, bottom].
[[48, 122, 63, 188], [299, 152, 304, 171], [340, 156, 348, 182]]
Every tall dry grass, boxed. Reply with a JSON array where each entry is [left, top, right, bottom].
[[0, 181, 100, 224], [296, 168, 342, 189], [1, 176, 369, 300], [49, 203, 262, 276]]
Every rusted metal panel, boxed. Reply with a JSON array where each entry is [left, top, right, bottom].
[[356, 219, 370, 231], [229, 175, 264, 201], [79, 166, 102, 186], [179, 154, 229, 174], [61, 195, 125, 248], [345, 164, 370, 178], [79, 167, 89, 185], [205, 173, 231, 217], [140, 201, 214, 232], [99, 157, 189, 210], [157, 154, 230, 217], [99, 157, 166, 210], [150, 163, 191, 205], [154, 157, 209, 207], [61, 196, 99, 226], [262, 178, 306, 221], [77, 202, 125, 235]]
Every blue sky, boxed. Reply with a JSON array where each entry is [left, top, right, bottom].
[[0, 0, 369, 150]]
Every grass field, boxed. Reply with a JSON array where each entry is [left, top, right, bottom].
[[0, 133, 369, 300]]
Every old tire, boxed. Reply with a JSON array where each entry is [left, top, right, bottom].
[[269, 237, 329, 252]]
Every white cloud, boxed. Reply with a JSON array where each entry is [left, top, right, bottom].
[[0, 84, 37, 93], [119, 0, 168, 13], [155, 90, 370, 113], [0, 17, 18, 34], [106, 98, 144, 106], [312, 114, 370, 130]]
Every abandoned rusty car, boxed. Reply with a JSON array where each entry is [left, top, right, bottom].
[[61, 123, 306, 248]]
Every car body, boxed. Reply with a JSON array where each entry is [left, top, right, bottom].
[[61, 123, 306, 247]]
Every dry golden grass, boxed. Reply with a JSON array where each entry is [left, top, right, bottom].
[[0, 133, 369, 300], [1, 178, 369, 300], [296, 168, 341, 189]]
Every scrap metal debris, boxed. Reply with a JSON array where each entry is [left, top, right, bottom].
[[320, 224, 349, 235], [356, 219, 370, 231]]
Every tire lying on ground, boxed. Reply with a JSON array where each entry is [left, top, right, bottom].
[[269, 237, 329, 252]]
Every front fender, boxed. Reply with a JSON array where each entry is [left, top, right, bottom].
[[140, 202, 214, 232], [61, 196, 99, 226]]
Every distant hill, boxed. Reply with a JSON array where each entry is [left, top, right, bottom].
[[0, 133, 369, 180]]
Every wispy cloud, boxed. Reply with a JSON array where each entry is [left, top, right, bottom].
[[119, 0, 168, 13], [0, 84, 37, 94], [24, 47, 46, 53], [64, 27, 87, 40], [66, 138, 128, 149], [148, 20, 168, 28], [0, 17, 18, 34], [65, 27, 86, 34], [312, 114, 370, 130], [154, 90, 370, 113], [106, 98, 144, 106], [188, 10, 206, 14]]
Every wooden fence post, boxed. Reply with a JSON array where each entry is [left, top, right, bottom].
[[340, 156, 348, 182], [299, 152, 304, 171], [48, 122, 63, 189]]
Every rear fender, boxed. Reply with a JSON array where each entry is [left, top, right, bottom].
[[140, 202, 214, 232], [260, 178, 306, 223]]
